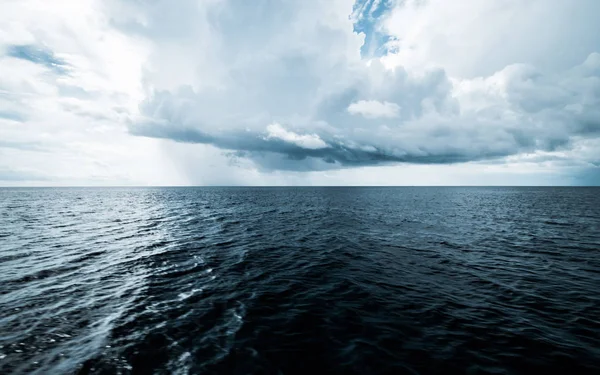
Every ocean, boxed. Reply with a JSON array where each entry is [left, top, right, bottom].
[[1, 187, 599, 374]]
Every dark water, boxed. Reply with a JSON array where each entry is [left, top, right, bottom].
[[1, 187, 599, 374]]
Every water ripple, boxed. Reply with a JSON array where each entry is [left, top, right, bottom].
[[0, 187, 599, 374]]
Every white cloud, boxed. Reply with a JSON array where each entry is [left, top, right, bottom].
[[265, 123, 329, 150], [347, 100, 400, 118], [380, 0, 600, 78], [0, 0, 162, 185]]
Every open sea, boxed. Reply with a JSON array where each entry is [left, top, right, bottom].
[[1, 187, 599, 374]]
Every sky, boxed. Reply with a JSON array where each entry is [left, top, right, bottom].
[[1, 0, 599, 186]]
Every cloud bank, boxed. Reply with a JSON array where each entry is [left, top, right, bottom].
[[121, 0, 600, 171]]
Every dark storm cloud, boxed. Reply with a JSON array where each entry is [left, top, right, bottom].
[[129, 120, 507, 171], [128, 52, 600, 171], [119, 0, 600, 172]]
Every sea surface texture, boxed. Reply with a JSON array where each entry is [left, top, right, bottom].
[[1, 187, 599, 374]]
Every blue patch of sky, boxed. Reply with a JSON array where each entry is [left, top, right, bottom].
[[5, 45, 69, 75], [351, 0, 396, 58]]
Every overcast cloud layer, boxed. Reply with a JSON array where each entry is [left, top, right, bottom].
[[1, 0, 599, 185]]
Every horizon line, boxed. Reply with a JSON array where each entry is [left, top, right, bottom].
[[1, 185, 599, 188]]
